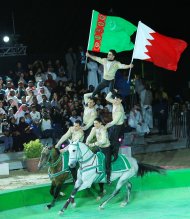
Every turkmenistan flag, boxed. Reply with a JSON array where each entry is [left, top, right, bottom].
[[87, 10, 137, 53]]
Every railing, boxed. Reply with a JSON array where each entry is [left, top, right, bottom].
[[127, 94, 190, 148], [167, 105, 190, 147]]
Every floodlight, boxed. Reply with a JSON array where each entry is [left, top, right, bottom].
[[3, 36, 10, 43]]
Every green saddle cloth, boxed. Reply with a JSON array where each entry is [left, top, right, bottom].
[[96, 152, 131, 173], [62, 151, 69, 171]]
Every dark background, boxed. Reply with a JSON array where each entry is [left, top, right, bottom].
[[0, 0, 189, 98]]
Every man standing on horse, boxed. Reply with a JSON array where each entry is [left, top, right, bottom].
[[82, 92, 97, 141], [55, 120, 84, 182], [105, 91, 125, 161], [86, 50, 133, 98], [86, 118, 111, 185]]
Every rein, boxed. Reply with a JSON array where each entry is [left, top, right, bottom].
[[43, 149, 69, 179], [47, 153, 62, 167], [72, 143, 100, 173], [80, 147, 95, 163]]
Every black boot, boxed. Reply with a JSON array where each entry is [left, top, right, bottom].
[[107, 178, 111, 185], [112, 153, 118, 162], [106, 173, 111, 185]]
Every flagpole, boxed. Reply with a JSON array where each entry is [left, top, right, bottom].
[[127, 21, 141, 83], [85, 10, 95, 71]]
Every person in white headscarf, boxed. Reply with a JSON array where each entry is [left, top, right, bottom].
[[87, 57, 99, 90]]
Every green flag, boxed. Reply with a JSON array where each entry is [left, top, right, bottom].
[[87, 10, 137, 53]]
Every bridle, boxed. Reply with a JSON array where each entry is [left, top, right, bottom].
[[69, 142, 99, 173], [46, 148, 62, 167], [40, 146, 62, 168], [40, 146, 69, 179], [69, 142, 94, 164]]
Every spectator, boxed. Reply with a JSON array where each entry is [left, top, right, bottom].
[[40, 112, 56, 144], [128, 104, 150, 136]]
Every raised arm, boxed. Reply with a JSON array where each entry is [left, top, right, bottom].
[[55, 127, 72, 149], [83, 92, 93, 105], [105, 92, 115, 104], [86, 51, 104, 65]]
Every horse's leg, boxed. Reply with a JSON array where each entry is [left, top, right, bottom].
[[58, 179, 82, 215], [99, 173, 128, 209], [120, 181, 132, 207], [99, 188, 121, 210], [49, 183, 55, 196], [58, 186, 79, 215], [47, 184, 62, 209], [45, 182, 56, 209], [47, 174, 69, 209], [70, 167, 77, 183], [97, 183, 106, 200], [119, 167, 137, 207]]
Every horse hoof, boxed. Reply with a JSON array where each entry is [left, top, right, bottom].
[[60, 192, 65, 196], [45, 205, 51, 210], [58, 210, 64, 215], [96, 196, 101, 201], [71, 202, 76, 208], [99, 205, 104, 210], [120, 202, 128, 207], [44, 206, 49, 210]]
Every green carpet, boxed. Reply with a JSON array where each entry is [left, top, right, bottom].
[[0, 169, 190, 219]]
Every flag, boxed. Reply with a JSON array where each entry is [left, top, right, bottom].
[[87, 10, 137, 53], [132, 21, 188, 71]]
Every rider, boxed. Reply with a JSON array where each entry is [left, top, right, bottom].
[[86, 117, 111, 185], [105, 91, 125, 161], [55, 120, 84, 182], [86, 50, 134, 98], [82, 92, 97, 141]]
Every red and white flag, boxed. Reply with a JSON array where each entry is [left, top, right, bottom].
[[132, 21, 188, 71]]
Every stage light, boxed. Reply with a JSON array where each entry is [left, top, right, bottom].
[[3, 36, 10, 43]]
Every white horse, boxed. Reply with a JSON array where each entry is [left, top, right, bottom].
[[58, 141, 165, 215]]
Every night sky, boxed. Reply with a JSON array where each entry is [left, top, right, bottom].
[[0, 1, 189, 95]]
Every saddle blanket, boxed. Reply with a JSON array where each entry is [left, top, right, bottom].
[[96, 152, 131, 173]]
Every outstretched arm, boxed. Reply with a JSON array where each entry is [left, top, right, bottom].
[[86, 51, 97, 61], [118, 62, 134, 69], [55, 128, 71, 149], [105, 92, 115, 104], [86, 51, 104, 65]]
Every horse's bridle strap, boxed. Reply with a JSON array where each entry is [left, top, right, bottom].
[[80, 155, 99, 172], [48, 168, 69, 179], [47, 154, 62, 167]]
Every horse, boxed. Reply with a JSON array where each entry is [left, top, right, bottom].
[[58, 141, 166, 215], [38, 145, 72, 209]]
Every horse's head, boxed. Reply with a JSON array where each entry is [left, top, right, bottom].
[[38, 145, 60, 170], [68, 141, 80, 168], [68, 141, 93, 168]]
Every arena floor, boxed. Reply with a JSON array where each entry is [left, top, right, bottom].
[[1, 169, 190, 219]]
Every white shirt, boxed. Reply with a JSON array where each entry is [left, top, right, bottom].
[[30, 111, 41, 122], [41, 119, 52, 131]]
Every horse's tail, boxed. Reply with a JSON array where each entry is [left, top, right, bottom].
[[137, 162, 166, 177]]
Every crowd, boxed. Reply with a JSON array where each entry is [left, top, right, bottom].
[[0, 47, 176, 184], [0, 48, 112, 153]]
